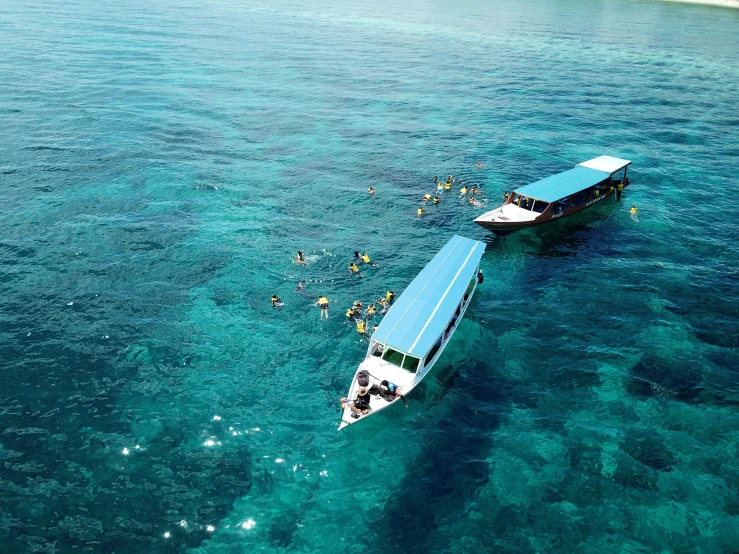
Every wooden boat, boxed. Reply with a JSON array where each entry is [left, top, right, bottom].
[[338, 235, 486, 430], [474, 156, 632, 234]]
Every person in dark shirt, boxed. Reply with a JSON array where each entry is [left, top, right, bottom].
[[350, 385, 378, 418], [378, 380, 408, 407]]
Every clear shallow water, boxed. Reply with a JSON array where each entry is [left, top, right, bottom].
[[1, 0, 738, 551]]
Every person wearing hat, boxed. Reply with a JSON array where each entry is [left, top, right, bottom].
[[350, 382, 379, 418]]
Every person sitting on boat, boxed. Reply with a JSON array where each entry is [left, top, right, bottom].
[[503, 191, 510, 201], [433, 196, 440, 204], [350, 384, 379, 418], [349, 262, 363, 278], [295, 250, 307, 265], [271, 295, 284, 309], [378, 380, 408, 408]]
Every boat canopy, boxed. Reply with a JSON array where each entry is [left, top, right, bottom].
[[371, 235, 485, 357], [513, 156, 632, 203]]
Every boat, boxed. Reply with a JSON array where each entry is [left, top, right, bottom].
[[474, 155, 632, 234], [338, 235, 486, 430]]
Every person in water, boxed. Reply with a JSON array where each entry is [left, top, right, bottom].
[[361, 253, 376, 266], [433, 176, 438, 184], [366, 304, 376, 320], [368, 187, 375, 196], [447, 175, 454, 184], [372, 323, 379, 334], [630, 205, 638, 222], [378, 380, 408, 407], [354, 251, 361, 259], [417, 207, 426, 216], [296, 280, 306, 292], [349, 262, 363, 278], [476, 162, 483, 169], [477, 270, 484, 284], [315, 296, 333, 320], [433, 196, 440, 204], [385, 291, 396, 304], [423, 194, 431, 203], [271, 295, 283, 309], [295, 250, 307, 265], [356, 319, 366, 337], [460, 186, 468, 195], [470, 185, 479, 195]]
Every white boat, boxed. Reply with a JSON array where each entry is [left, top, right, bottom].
[[338, 235, 486, 430]]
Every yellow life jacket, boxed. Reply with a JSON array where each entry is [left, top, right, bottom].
[[386, 291, 394, 301], [318, 297, 328, 306], [350, 264, 359, 272], [437, 183, 443, 189], [444, 183, 451, 190], [617, 183, 624, 191], [361, 254, 370, 263], [460, 187, 468, 194], [368, 306, 375, 315], [346, 309, 353, 318], [417, 208, 424, 215], [433, 197, 440, 204], [423, 194, 431, 200], [630, 207, 638, 214], [357, 321, 365, 334]]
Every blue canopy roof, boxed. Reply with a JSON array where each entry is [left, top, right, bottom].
[[372, 235, 485, 357], [513, 165, 610, 203]]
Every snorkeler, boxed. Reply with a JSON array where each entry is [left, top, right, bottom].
[[361, 253, 376, 267], [315, 296, 334, 320], [630, 205, 638, 222], [356, 319, 366, 337], [460, 186, 468, 195], [433, 196, 440, 204], [423, 194, 431, 203], [354, 251, 361, 259], [368, 187, 375, 196], [470, 186, 479, 195], [476, 162, 483, 169], [417, 207, 426, 216], [385, 291, 396, 304], [295, 250, 307, 265], [366, 304, 376, 320], [271, 295, 284, 310], [349, 262, 363, 278], [433, 176, 438, 184]]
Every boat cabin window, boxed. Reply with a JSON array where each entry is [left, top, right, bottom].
[[370, 341, 384, 357], [532, 200, 549, 213], [425, 337, 442, 365], [401, 355, 420, 372], [381, 347, 405, 367], [553, 196, 570, 213]]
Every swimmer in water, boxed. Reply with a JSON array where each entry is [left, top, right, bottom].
[[315, 296, 334, 320], [476, 162, 483, 169], [361, 253, 376, 267], [368, 187, 375, 196], [295, 250, 307, 265], [460, 186, 468, 195], [470, 186, 479, 195], [349, 262, 363, 278], [417, 206, 426, 216], [296, 280, 306, 292], [354, 251, 361, 259], [630, 205, 638, 222], [469, 197, 484, 207], [433, 196, 440, 204], [423, 194, 431, 203], [433, 176, 438, 184], [271, 295, 284, 310]]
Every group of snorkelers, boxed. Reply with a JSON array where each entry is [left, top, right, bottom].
[[348, 250, 377, 279], [345, 290, 396, 338], [417, 171, 485, 215]]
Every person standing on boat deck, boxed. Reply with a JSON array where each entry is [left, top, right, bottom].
[[379, 380, 408, 408], [315, 296, 333, 320]]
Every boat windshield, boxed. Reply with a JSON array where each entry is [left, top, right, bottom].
[[381, 347, 405, 366]]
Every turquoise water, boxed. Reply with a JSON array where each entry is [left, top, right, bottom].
[[1, 0, 739, 551]]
